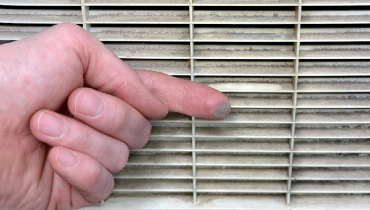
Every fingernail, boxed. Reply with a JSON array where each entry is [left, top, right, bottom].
[[210, 101, 231, 118], [38, 112, 67, 137], [56, 147, 78, 168], [75, 89, 104, 117]]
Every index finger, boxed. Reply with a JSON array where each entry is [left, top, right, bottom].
[[136, 70, 231, 119]]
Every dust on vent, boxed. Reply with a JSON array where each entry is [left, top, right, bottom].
[[1, 0, 370, 209]]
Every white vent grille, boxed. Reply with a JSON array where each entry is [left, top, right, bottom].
[[2, 0, 370, 209]]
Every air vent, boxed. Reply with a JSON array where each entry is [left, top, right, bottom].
[[1, 0, 370, 209]]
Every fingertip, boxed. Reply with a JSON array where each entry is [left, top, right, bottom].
[[209, 99, 231, 119]]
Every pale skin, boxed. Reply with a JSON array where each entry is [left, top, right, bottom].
[[0, 23, 231, 210]]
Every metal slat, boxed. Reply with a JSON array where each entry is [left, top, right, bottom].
[[293, 154, 370, 167], [193, 10, 297, 24], [227, 93, 294, 108], [196, 154, 290, 167], [193, 0, 298, 6], [197, 168, 289, 180], [291, 181, 370, 193], [193, 44, 296, 59], [299, 44, 370, 59], [84, 0, 189, 6], [105, 43, 190, 59], [0, 25, 48, 40], [196, 77, 294, 93], [301, 10, 370, 24], [91, 26, 190, 42], [193, 27, 297, 42], [194, 60, 295, 76], [298, 61, 370, 76], [302, 0, 370, 6], [87, 9, 190, 24], [196, 180, 288, 193], [113, 179, 193, 192], [0, 8, 83, 24], [295, 109, 370, 123], [1, 0, 81, 6], [292, 168, 370, 180], [114, 166, 193, 179], [197, 109, 293, 123], [300, 27, 370, 42]]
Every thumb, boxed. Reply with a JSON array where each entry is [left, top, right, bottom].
[[36, 23, 168, 120]]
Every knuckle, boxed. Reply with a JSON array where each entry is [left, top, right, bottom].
[[111, 144, 129, 173], [113, 104, 130, 131], [100, 177, 115, 201], [134, 119, 152, 149], [87, 164, 103, 188]]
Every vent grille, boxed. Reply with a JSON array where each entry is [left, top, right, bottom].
[[2, 0, 370, 209]]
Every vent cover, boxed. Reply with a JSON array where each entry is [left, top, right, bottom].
[[1, 0, 370, 209]]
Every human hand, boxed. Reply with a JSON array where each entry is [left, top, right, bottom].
[[0, 23, 230, 209]]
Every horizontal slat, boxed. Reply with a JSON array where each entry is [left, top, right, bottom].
[[298, 77, 370, 92], [134, 140, 192, 152], [196, 77, 294, 93], [300, 44, 370, 59], [196, 154, 289, 166], [150, 126, 192, 138], [124, 60, 191, 76], [297, 93, 370, 108], [1, 0, 81, 5], [0, 25, 48, 40], [152, 113, 192, 123], [0, 8, 82, 24], [195, 141, 290, 152], [295, 124, 370, 138], [196, 126, 292, 138], [114, 166, 192, 179], [87, 9, 189, 23], [197, 181, 288, 193], [227, 93, 294, 108], [301, 27, 370, 42], [290, 195, 370, 209], [295, 109, 370, 123], [294, 140, 370, 153], [106, 43, 190, 59], [193, 44, 296, 59], [114, 179, 193, 192], [87, 194, 290, 209], [127, 153, 192, 166], [84, 0, 189, 5], [293, 154, 370, 167], [194, 27, 297, 42], [302, 0, 370, 6], [197, 109, 293, 123], [197, 167, 289, 180], [193, 0, 298, 6], [293, 168, 370, 180], [291, 181, 370, 193], [301, 10, 370, 24], [194, 61, 295, 76], [86, 194, 370, 209], [193, 10, 297, 24], [299, 61, 370, 76], [91, 26, 190, 42]]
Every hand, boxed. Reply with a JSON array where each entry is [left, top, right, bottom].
[[0, 23, 230, 210]]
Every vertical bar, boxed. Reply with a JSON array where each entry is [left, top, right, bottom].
[[189, 0, 197, 204], [81, 0, 90, 31], [287, 0, 302, 205]]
